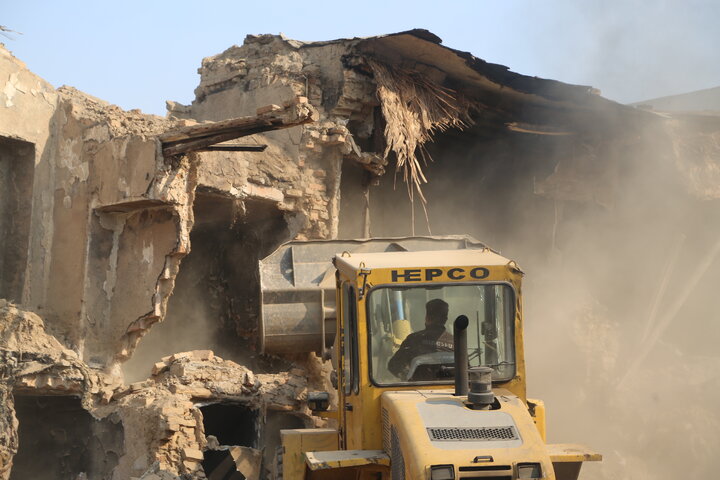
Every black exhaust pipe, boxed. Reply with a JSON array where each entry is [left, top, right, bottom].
[[454, 315, 469, 396]]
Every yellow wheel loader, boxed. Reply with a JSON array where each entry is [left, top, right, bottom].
[[259, 236, 600, 480]]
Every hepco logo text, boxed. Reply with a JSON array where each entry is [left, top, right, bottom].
[[390, 267, 490, 282]]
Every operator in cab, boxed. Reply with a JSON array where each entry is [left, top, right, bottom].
[[388, 299, 453, 379]]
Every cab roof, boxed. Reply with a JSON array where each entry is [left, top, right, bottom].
[[334, 248, 516, 271]]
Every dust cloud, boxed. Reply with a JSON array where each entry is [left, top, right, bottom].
[[355, 112, 720, 478], [507, 0, 720, 104], [122, 195, 295, 383]]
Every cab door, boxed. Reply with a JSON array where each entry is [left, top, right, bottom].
[[338, 281, 360, 449]]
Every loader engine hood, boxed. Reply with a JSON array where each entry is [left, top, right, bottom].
[[381, 389, 555, 479]]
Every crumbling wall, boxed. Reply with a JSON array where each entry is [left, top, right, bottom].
[[1, 44, 200, 370], [0, 45, 57, 310], [35, 87, 199, 370], [122, 35, 384, 382], [11, 395, 124, 480], [0, 300, 120, 480], [169, 34, 385, 241]]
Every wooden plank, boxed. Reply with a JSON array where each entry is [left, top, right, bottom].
[[159, 116, 275, 143], [162, 125, 273, 156], [199, 144, 267, 152], [159, 97, 315, 143], [159, 97, 317, 157]]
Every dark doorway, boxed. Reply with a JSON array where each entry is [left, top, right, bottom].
[[10, 395, 123, 480], [200, 403, 258, 447], [0, 137, 35, 302]]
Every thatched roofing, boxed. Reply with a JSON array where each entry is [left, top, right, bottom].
[[355, 29, 658, 132], [282, 29, 720, 202]]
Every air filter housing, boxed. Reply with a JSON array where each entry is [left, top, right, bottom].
[[468, 366, 494, 408]]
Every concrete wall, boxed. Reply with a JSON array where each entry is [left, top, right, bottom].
[[0, 46, 58, 311], [0, 41, 346, 371], [0, 45, 196, 369], [170, 35, 379, 240]]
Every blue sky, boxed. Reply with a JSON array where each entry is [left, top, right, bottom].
[[4, 0, 719, 116]]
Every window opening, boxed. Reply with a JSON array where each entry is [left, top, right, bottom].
[[367, 283, 515, 385], [341, 282, 359, 395], [200, 403, 258, 447]]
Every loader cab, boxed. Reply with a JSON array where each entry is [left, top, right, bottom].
[[333, 249, 528, 451]]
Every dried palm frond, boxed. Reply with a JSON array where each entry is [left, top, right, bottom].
[[0, 26, 21, 40], [367, 58, 473, 233]]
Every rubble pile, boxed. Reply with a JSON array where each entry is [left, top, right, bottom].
[[0, 299, 311, 479], [0, 301, 118, 479]]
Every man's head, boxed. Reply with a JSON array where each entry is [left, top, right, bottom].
[[425, 299, 449, 328]]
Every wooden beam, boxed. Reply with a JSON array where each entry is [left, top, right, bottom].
[[163, 125, 272, 157], [160, 97, 317, 157], [160, 117, 272, 143], [198, 144, 267, 152], [506, 122, 574, 136]]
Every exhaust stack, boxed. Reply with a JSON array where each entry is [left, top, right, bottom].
[[453, 315, 469, 396]]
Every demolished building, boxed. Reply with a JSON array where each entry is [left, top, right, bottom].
[[1, 29, 720, 479]]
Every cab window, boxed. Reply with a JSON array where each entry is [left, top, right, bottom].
[[367, 283, 515, 385]]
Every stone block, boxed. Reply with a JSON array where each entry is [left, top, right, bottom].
[[165, 420, 180, 432], [169, 351, 192, 362], [169, 363, 189, 377], [161, 406, 185, 416], [169, 384, 213, 398], [152, 362, 167, 376], [61, 348, 79, 359], [284, 188, 303, 198], [130, 381, 146, 392], [166, 415, 196, 428], [100, 389, 114, 405], [229, 446, 262, 480], [241, 183, 284, 203], [256, 104, 282, 115], [182, 447, 204, 461], [189, 350, 214, 361], [326, 126, 347, 135], [327, 134, 346, 144]]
